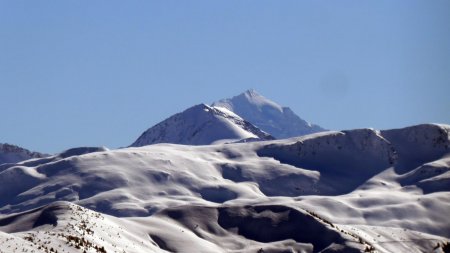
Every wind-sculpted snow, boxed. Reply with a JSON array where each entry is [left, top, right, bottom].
[[1, 124, 450, 252], [152, 204, 365, 252]]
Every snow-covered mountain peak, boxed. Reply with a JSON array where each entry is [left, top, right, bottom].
[[0, 143, 47, 165], [189, 103, 244, 121], [218, 89, 284, 113], [130, 103, 273, 147], [212, 90, 326, 139]]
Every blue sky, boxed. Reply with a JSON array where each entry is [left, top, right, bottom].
[[1, 1, 449, 153]]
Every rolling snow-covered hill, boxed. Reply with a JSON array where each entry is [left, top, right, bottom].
[[212, 89, 325, 138], [1, 123, 449, 252], [130, 103, 273, 147], [0, 143, 47, 165]]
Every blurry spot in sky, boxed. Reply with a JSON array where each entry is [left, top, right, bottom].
[[319, 72, 350, 96]]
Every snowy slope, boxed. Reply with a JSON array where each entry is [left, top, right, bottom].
[[130, 103, 273, 147], [1, 124, 450, 252], [0, 201, 372, 253], [212, 89, 325, 138], [0, 143, 47, 165]]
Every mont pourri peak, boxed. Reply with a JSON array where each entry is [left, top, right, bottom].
[[212, 89, 325, 139]]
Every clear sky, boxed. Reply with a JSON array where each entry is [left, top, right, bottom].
[[1, 1, 449, 153]]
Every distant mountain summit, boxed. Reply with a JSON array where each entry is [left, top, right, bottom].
[[0, 143, 47, 165], [131, 90, 324, 147], [212, 89, 325, 138], [130, 103, 273, 147]]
